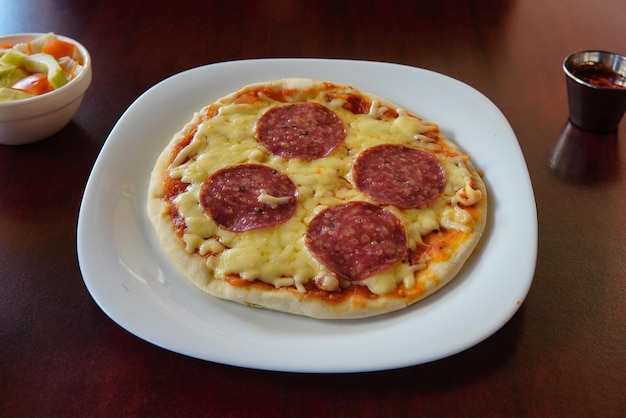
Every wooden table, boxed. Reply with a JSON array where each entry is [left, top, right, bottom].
[[2, 0, 625, 416]]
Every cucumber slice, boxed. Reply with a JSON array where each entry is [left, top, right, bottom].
[[0, 64, 29, 88], [0, 87, 34, 102], [24, 53, 67, 89], [0, 50, 28, 67], [10, 33, 55, 55]]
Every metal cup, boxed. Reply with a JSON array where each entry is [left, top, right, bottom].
[[563, 50, 626, 132]]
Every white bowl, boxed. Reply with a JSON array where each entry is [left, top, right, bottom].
[[0, 33, 92, 145]]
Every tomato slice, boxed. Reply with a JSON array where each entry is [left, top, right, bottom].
[[11, 73, 54, 96], [42, 39, 77, 61]]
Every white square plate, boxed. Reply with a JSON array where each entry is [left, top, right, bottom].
[[77, 59, 537, 373]]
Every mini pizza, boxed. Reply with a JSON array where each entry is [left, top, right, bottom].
[[147, 78, 487, 319]]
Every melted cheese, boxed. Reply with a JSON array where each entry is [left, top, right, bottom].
[[257, 189, 293, 209], [170, 95, 481, 295]]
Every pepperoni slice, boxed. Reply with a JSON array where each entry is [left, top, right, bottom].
[[255, 102, 346, 160], [353, 144, 446, 208], [305, 201, 407, 281], [200, 164, 298, 232]]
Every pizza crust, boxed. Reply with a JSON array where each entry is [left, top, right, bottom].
[[147, 78, 487, 319]]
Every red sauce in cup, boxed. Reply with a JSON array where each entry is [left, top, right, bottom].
[[572, 63, 626, 89]]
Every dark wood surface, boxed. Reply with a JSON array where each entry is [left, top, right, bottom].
[[2, 0, 625, 416]]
